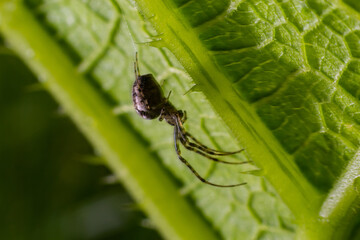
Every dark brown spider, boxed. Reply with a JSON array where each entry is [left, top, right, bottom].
[[132, 53, 246, 187]]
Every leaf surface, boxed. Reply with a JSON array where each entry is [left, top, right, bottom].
[[2, 0, 360, 239]]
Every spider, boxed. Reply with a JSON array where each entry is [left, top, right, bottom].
[[132, 53, 247, 187]]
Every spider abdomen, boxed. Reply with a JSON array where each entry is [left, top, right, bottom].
[[132, 74, 165, 119]]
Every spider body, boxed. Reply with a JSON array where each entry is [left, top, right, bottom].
[[132, 53, 246, 188], [132, 73, 165, 120]]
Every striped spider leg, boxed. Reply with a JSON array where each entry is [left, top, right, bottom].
[[173, 125, 246, 188], [174, 114, 249, 164], [173, 114, 247, 187]]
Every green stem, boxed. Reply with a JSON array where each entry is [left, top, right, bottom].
[[0, 1, 219, 240]]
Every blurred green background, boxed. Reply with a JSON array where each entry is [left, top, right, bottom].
[[0, 35, 162, 240]]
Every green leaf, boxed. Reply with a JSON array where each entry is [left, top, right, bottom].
[[1, 0, 360, 239]]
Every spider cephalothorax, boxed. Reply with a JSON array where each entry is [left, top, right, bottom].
[[132, 53, 247, 187]]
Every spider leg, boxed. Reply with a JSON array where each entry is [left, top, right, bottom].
[[134, 52, 141, 79], [185, 131, 244, 156], [165, 91, 172, 102], [174, 115, 187, 142], [159, 107, 165, 121], [175, 113, 244, 156], [186, 139, 244, 156], [175, 116, 246, 163], [179, 137, 248, 165], [181, 110, 187, 123], [174, 127, 246, 188]]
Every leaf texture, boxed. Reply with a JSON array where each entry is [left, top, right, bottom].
[[2, 0, 360, 239]]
